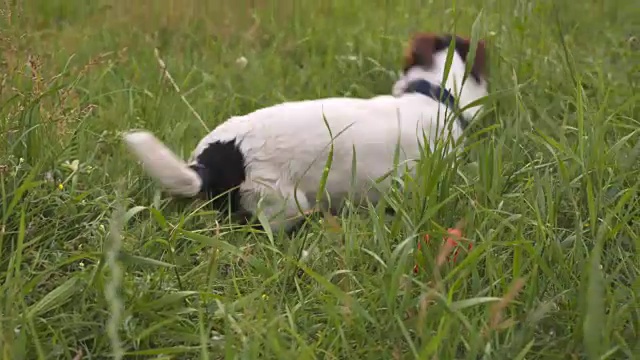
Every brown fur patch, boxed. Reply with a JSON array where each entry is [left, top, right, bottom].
[[450, 36, 488, 82], [403, 32, 439, 72], [403, 33, 488, 82]]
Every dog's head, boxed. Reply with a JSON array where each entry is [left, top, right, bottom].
[[393, 33, 489, 120]]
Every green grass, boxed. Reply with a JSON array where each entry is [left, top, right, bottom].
[[1, 0, 639, 358]]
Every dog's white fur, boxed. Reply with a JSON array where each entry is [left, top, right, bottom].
[[124, 34, 489, 232]]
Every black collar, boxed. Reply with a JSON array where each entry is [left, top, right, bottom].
[[405, 79, 469, 131]]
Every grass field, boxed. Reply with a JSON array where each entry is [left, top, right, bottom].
[[1, 0, 639, 358]]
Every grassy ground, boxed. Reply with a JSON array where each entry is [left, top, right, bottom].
[[1, 0, 639, 358]]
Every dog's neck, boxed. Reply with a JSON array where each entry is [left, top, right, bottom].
[[403, 79, 469, 130], [392, 51, 488, 121]]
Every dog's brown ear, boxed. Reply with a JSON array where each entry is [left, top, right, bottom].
[[403, 33, 438, 72], [453, 37, 488, 81]]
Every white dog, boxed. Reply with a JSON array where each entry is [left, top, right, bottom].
[[123, 33, 489, 232]]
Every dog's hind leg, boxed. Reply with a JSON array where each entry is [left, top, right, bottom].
[[240, 182, 312, 234]]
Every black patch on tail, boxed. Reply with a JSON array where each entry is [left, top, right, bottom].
[[189, 139, 246, 212]]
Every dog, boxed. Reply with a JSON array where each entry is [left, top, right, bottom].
[[123, 33, 489, 233]]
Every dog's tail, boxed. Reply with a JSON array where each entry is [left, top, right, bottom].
[[123, 131, 202, 197]]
